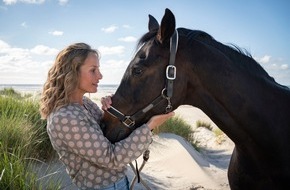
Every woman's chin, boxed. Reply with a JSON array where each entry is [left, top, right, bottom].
[[88, 87, 97, 93]]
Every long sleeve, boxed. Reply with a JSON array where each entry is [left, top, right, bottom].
[[46, 100, 152, 189], [48, 107, 152, 168]]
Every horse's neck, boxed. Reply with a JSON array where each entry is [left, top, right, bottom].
[[184, 81, 290, 144]]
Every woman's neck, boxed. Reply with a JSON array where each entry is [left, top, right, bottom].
[[69, 90, 84, 105]]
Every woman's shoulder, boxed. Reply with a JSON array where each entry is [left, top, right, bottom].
[[49, 103, 86, 121]]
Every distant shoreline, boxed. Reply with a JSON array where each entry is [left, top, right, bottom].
[[2, 83, 289, 94], [0, 84, 119, 93]]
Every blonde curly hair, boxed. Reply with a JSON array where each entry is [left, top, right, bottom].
[[40, 43, 99, 119]]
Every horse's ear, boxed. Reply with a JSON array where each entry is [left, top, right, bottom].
[[157, 8, 176, 44], [148, 14, 159, 32]]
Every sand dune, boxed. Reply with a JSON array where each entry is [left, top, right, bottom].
[[127, 133, 222, 190], [126, 123, 234, 190]]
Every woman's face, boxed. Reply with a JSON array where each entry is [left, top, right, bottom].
[[78, 52, 103, 93]]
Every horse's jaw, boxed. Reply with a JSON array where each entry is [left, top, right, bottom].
[[101, 112, 132, 143]]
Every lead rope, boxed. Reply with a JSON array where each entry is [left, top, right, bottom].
[[129, 149, 151, 190]]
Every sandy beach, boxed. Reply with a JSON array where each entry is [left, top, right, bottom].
[[35, 98, 234, 190]]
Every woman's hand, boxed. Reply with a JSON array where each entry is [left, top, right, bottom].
[[101, 95, 112, 111], [146, 112, 175, 130]]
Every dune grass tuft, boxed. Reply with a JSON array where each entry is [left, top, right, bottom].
[[196, 120, 213, 131], [0, 89, 58, 190], [153, 116, 200, 150]]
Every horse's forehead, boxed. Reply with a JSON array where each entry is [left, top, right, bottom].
[[131, 42, 153, 62], [136, 42, 146, 53], [140, 40, 153, 52]]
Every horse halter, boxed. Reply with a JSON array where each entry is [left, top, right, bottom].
[[106, 29, 179, 130]]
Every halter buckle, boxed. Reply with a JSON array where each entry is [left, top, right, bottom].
[[122, 116, 135, 128], [166, 105, 173, 113], [166, 65, 176, 80]]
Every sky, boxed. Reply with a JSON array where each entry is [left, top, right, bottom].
[[0, 0, 289, 86]]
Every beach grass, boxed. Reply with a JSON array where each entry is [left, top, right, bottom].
[[153, 116, 200, 149], [196, 120, 213, 130], [0, 88, 58, 190], [196, 119, 225, 139]]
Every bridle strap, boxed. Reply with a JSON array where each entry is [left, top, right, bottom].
[[106, 29, 178, 129], [166, 29, 178, 98], [107, 92, 166, 130]]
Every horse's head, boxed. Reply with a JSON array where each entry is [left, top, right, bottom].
[[102, 9, 188, 142]]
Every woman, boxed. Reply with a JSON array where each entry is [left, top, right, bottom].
[[40, 42, 174, 190]]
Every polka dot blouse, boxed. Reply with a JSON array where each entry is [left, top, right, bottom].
[[47, 96, 153, 189]]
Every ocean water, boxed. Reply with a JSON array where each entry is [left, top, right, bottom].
[[0, 84, 118, 94]]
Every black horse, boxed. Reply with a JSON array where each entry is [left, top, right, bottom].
[[102, 8, 290, 189]]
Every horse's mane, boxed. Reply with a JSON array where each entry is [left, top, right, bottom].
[[181, 28, 252, 58], [183, 28, 276, 83], [136, 28, 276, 83]]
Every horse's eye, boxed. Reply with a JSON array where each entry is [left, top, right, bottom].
[[139, 53, 146, 60], [132, 67, 143, 77]]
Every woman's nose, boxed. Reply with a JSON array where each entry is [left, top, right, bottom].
[[98, 72, 103, 80]]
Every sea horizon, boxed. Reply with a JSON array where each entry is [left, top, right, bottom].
[[0, 84, 119, 94], [1, 83, 289, 94]]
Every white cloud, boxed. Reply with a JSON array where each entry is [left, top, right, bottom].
[[271, 63, 277, 68], [58, 0, 68, 5], [257, 55, 271, 64], [30, 45, 59, 55], [254, 54, 290, 85], [103, 59, 127, 68], [98, 45, 125, 56], [0, 40, 10, 49], [3, 0, 45, 5], [122, 24, 132, 29], [3, 0, 17, 4], [0, 39, 125, 84], [49, 30, 64, 36], [118, 36, 137, 43], [100, 59, 128, 84], [21, 22, 28, 28], [281, 64, 288, 70], [101, 25, 118, 33], [0, 40, 57, 84], [0, 44, 30, 61]]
